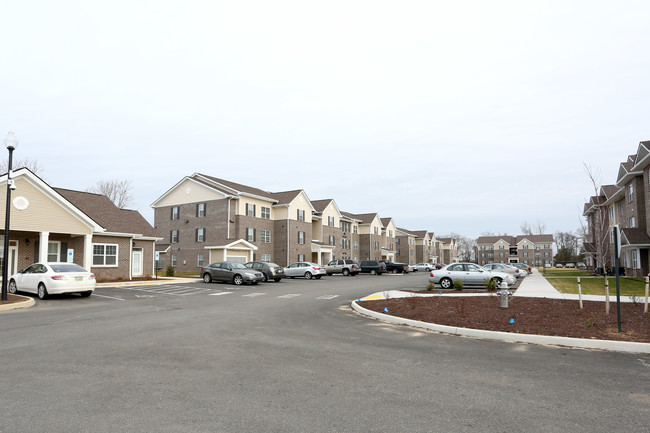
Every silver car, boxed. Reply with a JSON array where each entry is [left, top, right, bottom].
[[201, 262, 265, 285], [412, 263, 434, 272], [483, 263, 524, 278], [284, 262, 327, 279], [428, 262, 516, 289]]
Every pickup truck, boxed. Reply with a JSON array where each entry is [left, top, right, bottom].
[[383, 261, 410, 274]]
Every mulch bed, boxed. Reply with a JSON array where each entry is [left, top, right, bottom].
[[359, 296, 650, 343], [0, 294, 28, 305]]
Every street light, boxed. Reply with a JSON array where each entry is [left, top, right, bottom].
[[1, 131, 18, 301]]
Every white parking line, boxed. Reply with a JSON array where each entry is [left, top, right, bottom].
[[92, 293, 125, 301], [317, 295, 339, 300], [277, 294, 301, 299], [209, 292, 234, 296], [242, 293, 266, 297]]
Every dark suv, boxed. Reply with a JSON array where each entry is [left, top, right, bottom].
[[359, 260, 387, 275], [325, 259, 360, 276]]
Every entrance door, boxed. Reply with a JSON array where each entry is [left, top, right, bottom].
[[132, 248, 143, 277]]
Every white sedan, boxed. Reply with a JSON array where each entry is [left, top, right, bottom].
[[284, 262, 327, 279], [428, 263, 516, 289], [412, 263, 434, 272], [9, 262, 96, 299]]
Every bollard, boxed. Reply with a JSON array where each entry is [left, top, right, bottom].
[[578, 277, 583, 309], [645, 276, 649, 314], [605, 277, 610, 316]]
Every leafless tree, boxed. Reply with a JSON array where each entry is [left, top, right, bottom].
[[554, 230, 579, 253], [583, 163, 611, 272], [87, 179, 134, 209], [442, 232, 476, 262], [0, 157, 42, 176], [521, 220, 546, 235]]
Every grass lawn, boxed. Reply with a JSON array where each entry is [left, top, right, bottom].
[[547, 276, 649, 297], [538, 268, 590, 277]]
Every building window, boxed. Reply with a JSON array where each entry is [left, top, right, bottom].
[[354, 241, 359, 250], [481, 253, 485, 258], [261, 253, 271, 262], [544, 252, 549, 257], [297, 209, 305, 222], [93, 243, 118, 266], [631, 249, 639, 268], [389, 230, 393, 237], [523, 244, 529, 249], [47, 241, 61, 262], [261, 206, 270, 219], [353, 225, 358, 234], [298, 254, 305, 262], [523, 252, 529, 258], [196, 228, 205, 242], [247, 228, 255, 242], [373, 227, 378, 235], [345, 239, 350, 249], [170, 230, 179, 243], [171, 206, 179, 220], [374, 241, 379, 250], [298, 231, 305, 244], [328, 216, 335, 227], [197, 203, 206, 217], [340, 238, 344, 248], [261, 230, 271, 243], [499, 252, 504, 258], [499, 245, 504, 250], [488, 253, 493, 258], [246, 203, 255, 217], [197, 253, 204, 267], [171, 254, 177, 266], [328, 235, 335, 246], [628, 184, 634, 202], [630, 216, 636, 228]]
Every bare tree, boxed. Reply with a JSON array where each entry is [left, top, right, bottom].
[[583, 163, 611, 273], [0, 157, 42, 175], [442, 232, 476, 262], [520, 222, 533, 235], [521, 220, 546, 235], [88, 179, 134, 209]]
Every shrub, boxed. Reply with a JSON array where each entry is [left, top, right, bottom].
[[166, 265, 175, 277], [427, 282, 436, 291], [484, 278, 497, 291], [453, 279, 463, 291]]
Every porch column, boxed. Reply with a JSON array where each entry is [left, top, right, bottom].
[[84, 234, 93, 270], [39, 232, 49, 262]]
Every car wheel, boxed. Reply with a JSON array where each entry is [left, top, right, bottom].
[[262, 274, 269, 282], [315, 275, 321, 279], [492, 277, 503, 287], [290, 276, 295, 279], [426, 267, 431, 272], [8, 279, 17, 294], [80, 291, 92, 297], [37, 283, 49, 300], [233, 275, 244, 285], [304, 272, 313, 280], [342, 269, 350, 276], [274, 278, 282, 282], [326, 273, 333, 276], [252, 282, 259, 285], [370, 270, 377, 275], [203, 273, 212, 283], [352, 273, 359, 276], [392, 268, 398, 274], [439, 278, 453, 290]]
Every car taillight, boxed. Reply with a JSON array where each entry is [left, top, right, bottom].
[[51, 275, 65, 280], [430, 272, 434, 277], [90, 274, 95, 279], [515, 269, 519, 273]]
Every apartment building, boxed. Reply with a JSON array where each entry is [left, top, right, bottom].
[[583, 141, 650, 276], [310, 199, 362, 262], [395, 228, 417, 264], [437, 237, 459, 264], [476, 235, 554, 266]]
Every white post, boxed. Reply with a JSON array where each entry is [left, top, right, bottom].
[[83, 234, 93, 270], [605, 277, 610, 316], [643, 276, 649, 313], [39, 231, 49, 262], [577, 277, 583, 309]]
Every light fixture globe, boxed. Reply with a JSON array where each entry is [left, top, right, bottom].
[[4, 131, 18, 150]]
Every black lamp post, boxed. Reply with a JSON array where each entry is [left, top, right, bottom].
[[1, 131, 18, 301]]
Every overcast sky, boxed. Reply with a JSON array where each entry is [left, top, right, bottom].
[[2, 1, 648, 238]]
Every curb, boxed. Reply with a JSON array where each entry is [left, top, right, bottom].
[[97, 277, 200, 287], [351, 295, 650, 354], [0, 294, 35, 312]]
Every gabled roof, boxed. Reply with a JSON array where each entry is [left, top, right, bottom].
[[631, 141, 650, 171], [54, 188, 158, 237], [616, 154, 642, 187], [621, 228, 650, 247], [476, 236, 516, 244], [311, 199, 333, 213], [380, 217, 394, 227], [395, 227, 416, 237], [341, 212, 378, 225]]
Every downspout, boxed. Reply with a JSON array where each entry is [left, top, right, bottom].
[[227, 198, 231, 239], [129, 236, 133, 280], [286, 214, 290, 265]]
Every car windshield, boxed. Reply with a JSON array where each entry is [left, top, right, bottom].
[[230, 263, 246, 269], [267, 263, 280, 267], [49, 264, 88, 273]]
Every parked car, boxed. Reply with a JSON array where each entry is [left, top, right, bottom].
[[555, 263, 563, 268], [429, 262, 516, 289], [325, 259, 360, 276], [434, 263, 445, 270], [383, 261, 410, 273], [9, 262, 95, 299], [284, 262, 327, 279], [483, 263, 523, 278], [359, 260, 387, 275], [576, 262, 586, 269], [565, 263, 575, 268], [412, 263, 434, 272], [201, 262, 265, 285], [510, 262, 532, 274], [244, 261, 285, 282]]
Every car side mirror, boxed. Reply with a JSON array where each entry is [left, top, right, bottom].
[[18, 269, 24, 274]]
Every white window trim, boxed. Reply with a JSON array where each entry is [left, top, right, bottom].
[[47, 241, 61, 262], [92, 243, 119, 267]]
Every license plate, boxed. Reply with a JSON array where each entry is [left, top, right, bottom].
[[75, 276, 83, 281]]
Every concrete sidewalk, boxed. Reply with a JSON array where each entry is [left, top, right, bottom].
[[515, 269, 645, 303]]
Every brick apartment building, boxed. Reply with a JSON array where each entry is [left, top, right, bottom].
[[476, 234, 554, 267], [583, 140, 650, 276]]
